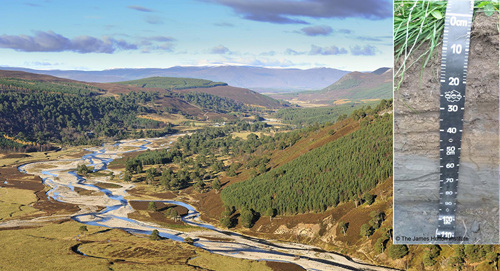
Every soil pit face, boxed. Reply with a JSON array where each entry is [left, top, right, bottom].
[[394, 13, 499, 244]]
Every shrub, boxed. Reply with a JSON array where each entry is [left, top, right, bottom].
[[360, 224, 374, 238], [388, 244, 409, 259], [240, 208, 256, 228], [150, 229, 161, 240], [165, 208, 179, 220], [465, 245, 487, 263], [374, 237, 389, 253], [220, 215, 232, 228], [423, 251, 437, 266], [79, 225, 88, 233], [338, 221, 349, 235], [148, 201, 158, 212], [264, 208, 276, 217], [363, 193, 375, 205], [184, 237, 194, 245], [212, 178, 221, 191]]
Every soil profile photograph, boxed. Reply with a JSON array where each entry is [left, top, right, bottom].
[[393, 0, 499, 244]]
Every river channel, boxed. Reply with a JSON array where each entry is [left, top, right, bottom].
[[16, 136, 394, 271]]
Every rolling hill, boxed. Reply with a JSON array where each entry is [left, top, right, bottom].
[[0, 70, 280, 149], [0, 70, 208, 115], [177, 86, 284, 109], [272, 68, 392, 105], [0, 70, 284, 110], [115, 77, 228, 90], [318, 69, 392, 99], [116, 76, 285, 108]]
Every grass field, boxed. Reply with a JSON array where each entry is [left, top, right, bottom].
[[137, 114, 209, 133], [286, 99, 331, 107], [0, 220, 273, 271], [189, 254, 273, 271], [0, 221, 110, 270], [332, 99, 352, 105], [0, 187, 39, 220]]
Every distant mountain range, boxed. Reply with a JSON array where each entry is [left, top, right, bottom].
[[272, 68, 392, 104], [0, 66, 351, 92]]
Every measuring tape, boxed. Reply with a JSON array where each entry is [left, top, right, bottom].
[[436, 0, 473, 240]]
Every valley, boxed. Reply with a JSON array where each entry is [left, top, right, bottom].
[[0, 69, 401, 270], [4, 65, 491, 270], [3, 0, 500, 269], [4, 66, 494, 269]]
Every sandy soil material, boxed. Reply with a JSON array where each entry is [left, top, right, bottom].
[[394, 13, 499, 244]]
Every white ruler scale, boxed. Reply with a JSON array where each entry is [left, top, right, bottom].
[[436, 0, 474, 240]]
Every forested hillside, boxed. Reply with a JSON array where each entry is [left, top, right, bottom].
[[172, 92, 250, 113], [115, 77, 227, 90], [116, 76, 286, 108], [0, 71, 272, 150], [0, 90, 171, 146], [115, 118, 322, 189], [176, 85, 286, 109], [0, 77, 103, 96], [272, 101, 378, 126], [112, 100, 392, 217], [220, 112, 392, 215]]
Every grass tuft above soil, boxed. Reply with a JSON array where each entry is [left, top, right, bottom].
[[394, 0, 499, 91]]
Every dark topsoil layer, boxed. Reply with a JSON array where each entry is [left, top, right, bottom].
[[394, 12, 499, 160]]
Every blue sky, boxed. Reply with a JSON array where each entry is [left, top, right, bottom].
[[0, 0, 393, 71]]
